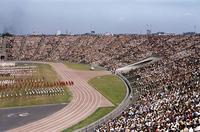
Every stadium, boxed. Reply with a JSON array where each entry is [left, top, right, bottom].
[[0, 34, 199, 132], [0, 0, 200, 131]]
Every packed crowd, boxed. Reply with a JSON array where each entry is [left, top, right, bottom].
[[0, 34, 200, 131], [1, 34, 199, 69], [96, 43, 200, 131]]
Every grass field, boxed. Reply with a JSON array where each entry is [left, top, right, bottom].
[[35, 63, 59, 82], [2, 63, 59, 82], [0, 88, 72, 108], [64, 61, 104, 71], [64, 107, 114, 132], [0, 63, 71, 108], [89, 75, 126, 106], [64, 74, 126, 131], [64, 62, 91, 71]]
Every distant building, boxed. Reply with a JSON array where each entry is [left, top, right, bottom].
[[56, 30, 61, 36], [156, 32, 165, 35], [84, 31, 96, 35], [183, 32, 196, 35], [32, 32, 37, 35], [91, 31, 95, 34], [146, 29, 151, 35], [104, 32, 113, 36]]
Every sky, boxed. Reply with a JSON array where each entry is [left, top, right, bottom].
[[0, 0, 200, 35]]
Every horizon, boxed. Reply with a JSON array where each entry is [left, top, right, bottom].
[[0, 0, 200, 35]]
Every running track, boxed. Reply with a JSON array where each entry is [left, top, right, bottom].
[[8, 62, 113, 132]]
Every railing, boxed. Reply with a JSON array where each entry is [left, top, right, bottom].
[[75, 73, 134, 132]]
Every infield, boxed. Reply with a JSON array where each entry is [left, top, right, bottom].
[[64, 61, 91, 71], [0, 63, 72, 108], [64, 61, 104, 71], [89, 75, 126, 106], [65, 74, 126, 131]]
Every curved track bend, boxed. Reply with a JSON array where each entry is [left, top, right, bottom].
[[8, 62, 113, 132]]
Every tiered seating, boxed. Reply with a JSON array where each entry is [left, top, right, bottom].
[[2, 35, 199, 70], [95, 44, 200, 132], [0, 34, 199, 131]]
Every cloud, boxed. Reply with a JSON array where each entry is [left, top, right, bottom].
[[184, 12, 193, 16], [118, 17, 126, 22]]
